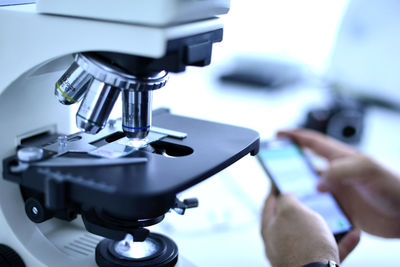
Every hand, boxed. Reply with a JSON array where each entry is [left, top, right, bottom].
[[278, 129, 400, 237], [261, 192, 359, 266]]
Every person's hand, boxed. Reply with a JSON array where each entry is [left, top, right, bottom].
[[261, 191, 360, 266], [278, 129, 400, 237]]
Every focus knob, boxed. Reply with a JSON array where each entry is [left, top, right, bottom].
[[25, 197, 53, 224], [0, 244, 25, 267]]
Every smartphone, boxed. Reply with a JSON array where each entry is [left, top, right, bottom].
[[257, 138, 352, 241]]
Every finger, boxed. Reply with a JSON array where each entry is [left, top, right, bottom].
[[263, 193, 276, 215], [275, 193, 303, 214], [261, 192, 278, 233], [277, 129, 357, 161], [338, 228, 361, 262], [263, 186, 279, 218], [262, 183, 282, 227], [318, 156, 372, 190], [269, 183, 279, 196], [316, 169, 325, 176]]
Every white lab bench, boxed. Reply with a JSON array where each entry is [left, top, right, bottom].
[[150, 65, 400, 267]]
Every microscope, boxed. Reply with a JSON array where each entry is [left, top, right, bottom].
[[0, 1, 259, 267]]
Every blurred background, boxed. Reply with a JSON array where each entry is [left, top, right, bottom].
[[136, 0, 400, 266]]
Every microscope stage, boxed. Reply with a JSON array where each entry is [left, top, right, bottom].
[[3, 110, 259, 220]]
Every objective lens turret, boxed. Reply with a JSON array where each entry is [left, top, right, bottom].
[[55, 53, 169, 139]]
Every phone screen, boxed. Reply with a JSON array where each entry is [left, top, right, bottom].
[[257, 139, 352, 237]]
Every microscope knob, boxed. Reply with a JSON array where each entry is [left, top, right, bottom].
[[0, 244, 25, 267], [17, 147, 44, 162], [173, 198, 199, 215], [25, 197, 53, 223]]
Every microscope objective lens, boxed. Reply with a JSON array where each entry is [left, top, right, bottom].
[[76, 80, 120, 134], [122, 90, 152, 140], [55, 62, 93, 105]]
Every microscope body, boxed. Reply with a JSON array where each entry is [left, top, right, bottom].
[[0, 2, 259, 267]]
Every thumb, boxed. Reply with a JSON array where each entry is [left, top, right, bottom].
[[276, 194, 304, 214], [317, 156, 371, 192], [338, 228, 361, 262]]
